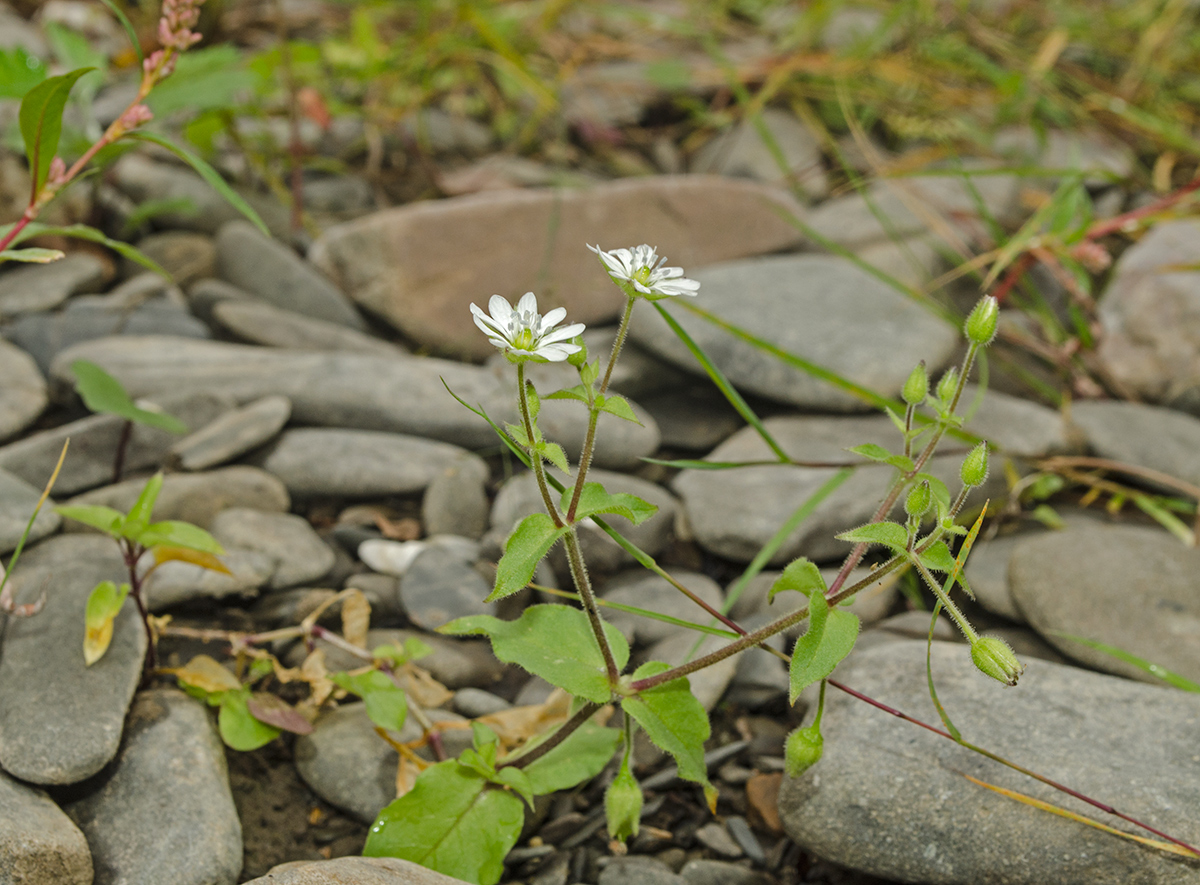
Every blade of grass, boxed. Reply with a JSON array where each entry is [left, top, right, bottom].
[[1049, 632, 1200, 692], [0, 439, 68, 614]]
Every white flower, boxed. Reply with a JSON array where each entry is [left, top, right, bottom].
[[588, 244, 700, 300], [470, 292, 585, 362]]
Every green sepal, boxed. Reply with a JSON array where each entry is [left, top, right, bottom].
[[564, 482, 658, 525], [595, 393, 640, 423], [605, 754, 642, 842], [56, 504, 124, 535], [580, 358, 600, 388], [489, 513, 569, 601], [364, 760, 524, 885], [835, 521, 908, 553], [623, 661, 715, 809], [789, 590, 859, 704], [440, 605, 629, 704], [768, 557, 827, 604], [912, 473, 952, 515]]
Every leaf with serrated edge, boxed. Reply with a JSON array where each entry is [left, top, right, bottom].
[[623, 661, 713, 805], [566, 482, 658, 525], [520, 719, 622, 795], [543, 384, 590, 403], [835, 521, 908, 552], [218, 687, 282, 750], [441, 605, 628, 704], [490, 513, 568, 602], [364, 760, 525, 885], [56, 504, 123, 535], [768, 557, 826, 604], [789, 590, 859, 703], [83, 580, 128, 666]]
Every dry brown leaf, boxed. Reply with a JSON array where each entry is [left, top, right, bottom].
[[341, 588, 371, 648], [301, 648, 336, 707], [478, 688, 572, 750], [171, 654, 241, 694], [397, 666, 453, 709], [153, 545, 233, 576], [395, 754, 421, 799]]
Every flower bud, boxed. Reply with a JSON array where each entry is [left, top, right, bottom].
[[905, 481, 932, 519], [784, 724, 824, 777], [971, 635, 1023, 686], [936, 367, 959, 403], [964, 296, 999, 346], [902, 361, 928, 405], [960, 442, 989, 488], [566, 336, 588, 368], [604, 763, 642, 842]]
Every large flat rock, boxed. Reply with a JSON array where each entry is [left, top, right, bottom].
[[309, 176, 806, 359], [780, 640, 1200, 885]]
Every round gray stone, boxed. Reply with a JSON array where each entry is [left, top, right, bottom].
[[168, 394, 292, 472], [0, 252, 106, 316], [399, 535, 492, 631], [0, 339, 47, 443], [421, 454, 490, 540], [211, 298, 406, 356], [210, 507, 335, 590]]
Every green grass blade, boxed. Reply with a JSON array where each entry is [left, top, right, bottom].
[[96, 0, 143, 65], [1050, 632, 1200, 692], [12, 223, 169, 277], [653, 302, 789, 463]]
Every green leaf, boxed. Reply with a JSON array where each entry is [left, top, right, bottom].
[[519, 719, 622, 795], [19, 67, 93, 194], [0, 247, 64, 263], [0, 47, 47, 99], [365, 760, 525, 885], [835, 521, 909, 552], [623, 661, 715, 807], [789, 590, 859, 704], [95, 0, 142, 64], [144, 45, 253, 115], [56, 504, 123, 535], [918, 541, 957, 573], [440, 605, 629, 704], [580, 359, 600, 388], [539, 441, 570, 473], [566, 482, 658, 525], [137, 520, 225, 555], [72, 360, 188, 432], [83, 580, 129, 665], [331, 670, 408, 732], [489, 513, 569, 602], [1050, 631, 1200, 692], [596, 394, 640, 423], [848, 443, 913, 472], [125, 131, 270, 236], [8, 224, 169, 277], [768, 557, 827, 604], [494, 766, 535, 808], [218, 687, 282, 750], [122, 473, 163, 540], [884, 406, 908, 435], [543, 384, 590, 404], [373, 637, 432, 666]]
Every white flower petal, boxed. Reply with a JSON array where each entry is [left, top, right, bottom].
[[516, 292, 539, 316], [487, 294, 513, 322], [540, 306, 567, 330]]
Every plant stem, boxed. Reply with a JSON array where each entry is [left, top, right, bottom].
[[516, 363, 563, 528], [113, 419, 133, 484], [567, 295, 636, 522], [500, 701, 603, 771], [122, 541, 155, 678], [562, 529, 620, 688], [911, 557, 978, 644]]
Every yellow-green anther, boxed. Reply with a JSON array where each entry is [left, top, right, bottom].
[[965, 296, 999, 346], [905, 481, 932, 519], [960, 442, 989, 488], [902, 361, 928, 405], [936, 367, 959, 403], [971, 635, 1023, 686], [785, 724, 824, 777], [604, 760, 642, 842]]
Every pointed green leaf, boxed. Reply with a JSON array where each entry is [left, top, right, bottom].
[[835, 521, 909, 552], [918, 541, 957, 573], [72, 360, 188, 432], [494, 767, 535, 808], [848, 443, 913, 472], [623, 661, 714, 804], [19, 67, 93, 194], [566, 482, 658, 526], [768, 557, 827, 604], [505, 422, 531, 449], [489, 513, 568, 601], [364, 760, 524, 885], [122, 473, 163, 540], [218, 687, 282, 750], [596, 394, 640, 423], [331, 670, 408, 732], [126, 131, 270, 236], [789, 590, 859, 704], [8, 224, 169, 277], [137, 520, 224, 554], [0, 47, 47, 99], [884, 406, 908, 435], [0, 247, 64, 264], [440, 605, 628, 704], [543, 384, 590, 404], [518, 719, 622, 795], [56, 504, 124, 535], [539, 441, 570, 473]]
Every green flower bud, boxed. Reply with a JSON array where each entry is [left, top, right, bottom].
[[971, 635, 1023, 686], [604, 762, 642, 842], [905, 481, 932, 519], [936, 367, 959, 403], [566, 336, 588, 368], [960, 442, 989, 488], [964, 296, 999, 346], [784, 724, 824, 777], [902, 361, 928, 405]]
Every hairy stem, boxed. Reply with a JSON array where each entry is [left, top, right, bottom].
[[517, 363, 563, 528], [562, 529, 620, 687], [500, 701, 603, 771]]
